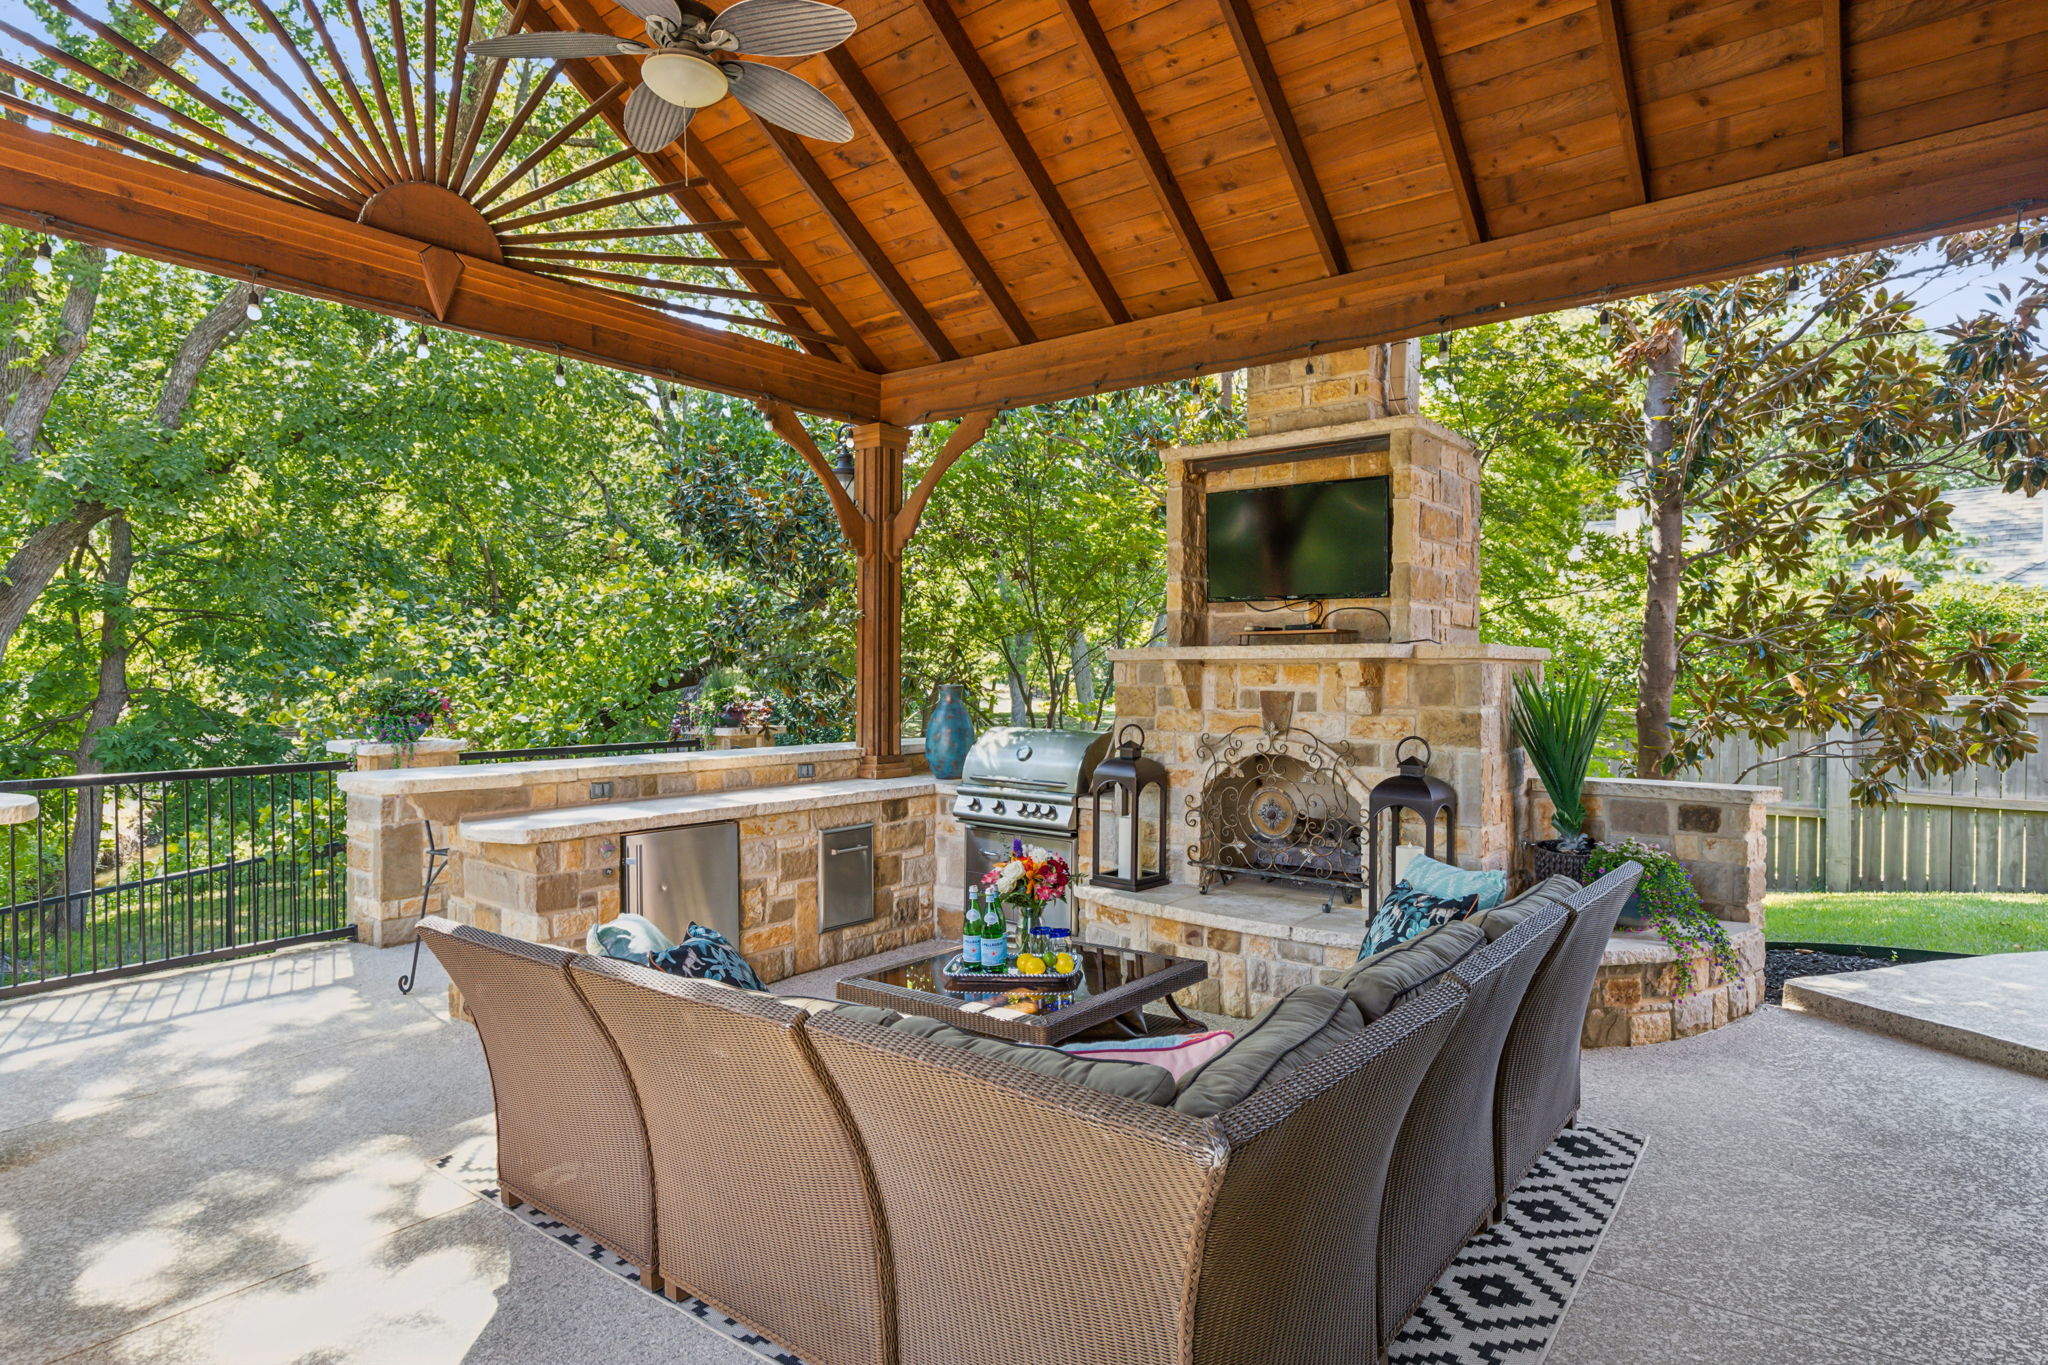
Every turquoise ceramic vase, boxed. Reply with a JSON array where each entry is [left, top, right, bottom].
[[923, 684, 976, 781]]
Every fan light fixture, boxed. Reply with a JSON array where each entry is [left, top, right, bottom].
[[641, 51, 728, 108]]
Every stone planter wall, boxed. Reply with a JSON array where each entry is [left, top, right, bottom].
[[1520, 775, 1781, 926], [1587, 922, 1767, 1047]]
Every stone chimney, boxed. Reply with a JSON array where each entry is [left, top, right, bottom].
[[1245, 340, 1421, 436]]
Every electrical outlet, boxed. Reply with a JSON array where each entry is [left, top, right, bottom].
[[590, 781, 613, 799], [797, 763, 816, 779]]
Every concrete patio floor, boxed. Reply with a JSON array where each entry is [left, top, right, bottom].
[[2, 941, 2043, 1365]]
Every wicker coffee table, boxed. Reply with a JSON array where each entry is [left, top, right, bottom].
[[835, 941, 1207, 1044]]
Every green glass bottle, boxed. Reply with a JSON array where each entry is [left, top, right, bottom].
[[981, 893, 1008, 971], [961, 889, 982, 973]]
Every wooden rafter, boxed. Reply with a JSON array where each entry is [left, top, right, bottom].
[[504, 247, 780, 269], [823, 49, 1036, 347], [1392, 0, 1486, 244], [1050, 0, 1228, 302], [1591, 0, 1648, 204], [878, 108, 2048, 423], [0, 116, 879, 416], [531, 0, 878, 367], [1214, 0, 1347, 276], [529, 261, 806, 308], [905, 0, 1130, 325], [754, 119, 959, 363], [1821, 0, 1847, 158], [499, 221, 747, 243]]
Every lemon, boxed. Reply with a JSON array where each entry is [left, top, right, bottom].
[[1015, 953, 1048, 975], [1052, 952, 1077, 975]]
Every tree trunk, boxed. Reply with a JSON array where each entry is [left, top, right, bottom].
[[64, 515, 134, 931], [3, 246, 107, 460], [1634, 326, 1686, 777], [0, 500, 113, 666]]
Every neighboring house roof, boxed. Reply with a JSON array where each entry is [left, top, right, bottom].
[[1945, 486, 2048, 587]]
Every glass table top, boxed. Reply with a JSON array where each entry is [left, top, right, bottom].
[[848, 942, 1184, 1018]]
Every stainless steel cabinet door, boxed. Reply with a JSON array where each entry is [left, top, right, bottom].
[[819, 823, 874, 931], [623, 822, 740, 946]]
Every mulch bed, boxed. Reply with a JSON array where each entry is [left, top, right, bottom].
[[1764, 948, 1890, 1004]]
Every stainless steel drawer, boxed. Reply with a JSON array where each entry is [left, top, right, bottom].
[[819, 823, 875, 931]]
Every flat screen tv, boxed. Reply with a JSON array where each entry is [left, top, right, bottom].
[[1206, 475, 1392, 602]]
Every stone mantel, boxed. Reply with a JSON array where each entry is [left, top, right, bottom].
[[1105, 643, 1550, 664], [458, 776, 937, 846]]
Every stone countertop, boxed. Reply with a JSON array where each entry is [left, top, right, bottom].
[[457, 776, 938, 845], [1076, 879, 1373, 948], [1603, 921, 1763, 965], [0, 793, 37, 825], [339, 741, 867, 796], [1105, 642, 1548, 663], [1578, 776, 1784, 804]]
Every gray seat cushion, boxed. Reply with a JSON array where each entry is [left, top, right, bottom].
[[885, 1014, 1178, 1105], [1465, 876, 1581, 941], [1338, 920, 1486, 1020], [1172, 985, 1367, 1118]]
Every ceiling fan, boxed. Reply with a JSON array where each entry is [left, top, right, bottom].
[[468, 0, 857, 151]]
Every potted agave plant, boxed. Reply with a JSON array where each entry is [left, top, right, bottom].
[[1510, 669, 1613, 883]]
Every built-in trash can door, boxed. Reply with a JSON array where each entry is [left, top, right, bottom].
[[819, 823, 874, 931]]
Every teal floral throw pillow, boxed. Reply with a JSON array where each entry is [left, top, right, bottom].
[[1356, 883, 1482, 960]]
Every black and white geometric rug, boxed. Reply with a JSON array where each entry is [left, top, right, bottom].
[[439, 1123, 1643, 1365], [1389, 1124, 1645, 1363]]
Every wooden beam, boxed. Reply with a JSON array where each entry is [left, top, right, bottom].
[[823, 48, 1036, 346], [1214, 0, 1347, 276], [753, 118, 960, 363], [758, 400, 866, 549], [851, 420, 911, 778], [533, 0, 878, 368], [1050, 0, 1228, 302], [877, 108, 2048, 424], [892, 409, 996, 554], [0, 117, 880, 418], [1392, 0, 1486, 244], [1591, 0, 1649, 203], [905, 0, 1129, 325], [1821, 0, 1847, 158]]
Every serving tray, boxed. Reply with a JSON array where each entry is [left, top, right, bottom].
[[939, 953, 1084, 992]]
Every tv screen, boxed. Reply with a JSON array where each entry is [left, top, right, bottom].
[[1206, 475, 1392, 602]]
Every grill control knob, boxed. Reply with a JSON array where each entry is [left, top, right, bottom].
[[967, 798, 981, 812], [993, 801, 1006, 815]]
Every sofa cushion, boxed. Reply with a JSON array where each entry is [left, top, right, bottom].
[[885, 1014, 1178, 1105], [586, 913, 678, 961], [1465, 876, 1581, 941], [1061, 1029, 1235, 1082], [1172, 986, 1367, 1119], [1339, 920, 1486, 1020], [1402, 852, 1510, 910], [776, 997, 903, 1027], [1356, 882, 1480, 958]]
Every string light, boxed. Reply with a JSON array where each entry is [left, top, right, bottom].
[[244, 287, 264, 322], [32, 240, 53, 276], [553, 356, 567, 387], [414, 332, 430, 361]]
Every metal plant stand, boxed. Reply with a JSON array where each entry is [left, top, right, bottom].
[[397, 820, 451, 995]]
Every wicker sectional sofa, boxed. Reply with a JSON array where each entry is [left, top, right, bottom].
[[419, 862, 1639, 1365]]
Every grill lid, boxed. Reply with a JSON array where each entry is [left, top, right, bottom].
[[958, 727, 1111, 796]]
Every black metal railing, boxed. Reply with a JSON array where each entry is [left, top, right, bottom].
[[0, 760, 352, 998], [459, 738, 704, 763]]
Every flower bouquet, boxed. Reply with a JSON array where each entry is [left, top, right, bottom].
[[982, 838, 1072, 953]]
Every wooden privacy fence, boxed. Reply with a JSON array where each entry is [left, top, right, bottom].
[[1682, 704, 2048, 894]]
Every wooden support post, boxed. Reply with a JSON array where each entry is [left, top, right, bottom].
[[853, 422, 912, 778]]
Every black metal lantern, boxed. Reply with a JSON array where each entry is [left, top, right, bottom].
[[1089, 724, 1170, 891], [1365, 736, 1458, 915]]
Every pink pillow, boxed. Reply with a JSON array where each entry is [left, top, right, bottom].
[[1060, 1029, 1235, 1083]]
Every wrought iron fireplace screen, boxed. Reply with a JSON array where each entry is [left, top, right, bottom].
[[1185, 726, 1365, 907]]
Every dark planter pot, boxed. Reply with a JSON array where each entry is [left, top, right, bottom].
[[1528, 839, 1594, 886]]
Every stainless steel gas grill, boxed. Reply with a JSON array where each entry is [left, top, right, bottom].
[[953, 727, 1112, 923]]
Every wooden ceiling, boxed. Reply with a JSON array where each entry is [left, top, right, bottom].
[[3, 0, 2045, 423]]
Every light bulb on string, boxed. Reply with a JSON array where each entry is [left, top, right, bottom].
[[414, 332, 430, 361], [32, 240, 53, 276], [553, 356, 567, 387], [244, 288, 264, 323]]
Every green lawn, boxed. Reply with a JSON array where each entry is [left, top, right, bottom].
[[1763, 891, 2048, 956]]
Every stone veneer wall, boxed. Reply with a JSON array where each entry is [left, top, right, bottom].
[[1108, 645, 1546, 889], [450, 791, 937, 984], [341, 743, 876, 949], [1520, 776, 1781, 925], [1162, 415, 1481, 648], [1587, 923, 1766, 1048], [1245, 341, 1420, 435]]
